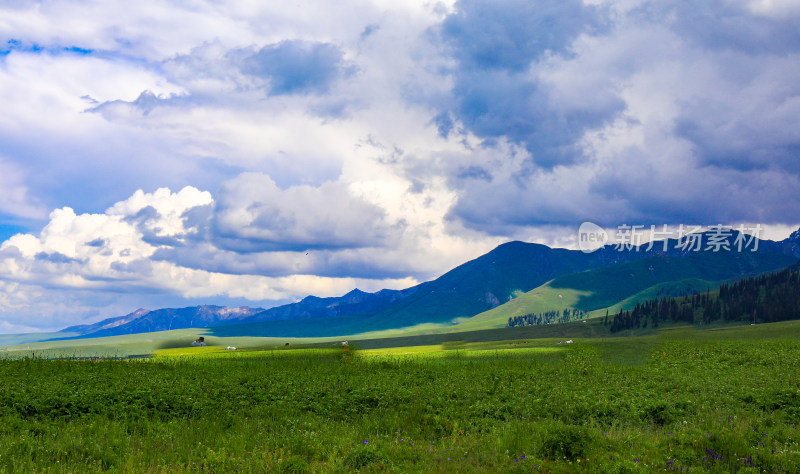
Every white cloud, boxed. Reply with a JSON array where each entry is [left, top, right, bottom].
[[214, 173, 398, 251]]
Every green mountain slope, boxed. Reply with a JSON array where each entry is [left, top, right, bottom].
[[359, 241, 603, 326], [596, 278, 719, 318], [451, 282, 588, 331], [455, 251, 797, 330], [551, 251, 793, 309]]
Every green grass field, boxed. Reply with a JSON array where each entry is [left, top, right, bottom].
[[2, 321, 800, 472]]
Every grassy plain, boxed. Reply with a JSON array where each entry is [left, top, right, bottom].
[[1, 321, 800, 472]]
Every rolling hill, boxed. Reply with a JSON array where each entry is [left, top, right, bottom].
[[454, 250, 797, 330]]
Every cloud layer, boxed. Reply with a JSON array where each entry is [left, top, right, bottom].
[[1, 0, 799, 330]]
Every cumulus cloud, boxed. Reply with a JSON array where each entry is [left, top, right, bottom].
[[0, 186, 426, 330], [0, 186, 416, 294]]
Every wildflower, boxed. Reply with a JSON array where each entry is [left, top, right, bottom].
[[364, 440, 368, 444], [634, 458, 640, 463]]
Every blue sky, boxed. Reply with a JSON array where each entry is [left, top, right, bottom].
[[1, 0, 799, 332]]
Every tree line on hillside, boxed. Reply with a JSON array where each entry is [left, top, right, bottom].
[[508, 308, 586, 327], [604, 264, 800, 332]]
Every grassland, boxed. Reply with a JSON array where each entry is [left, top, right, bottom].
[[2, 321, 800, 472]]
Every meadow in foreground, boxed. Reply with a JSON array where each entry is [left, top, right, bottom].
[[1, 323, 799, 472]]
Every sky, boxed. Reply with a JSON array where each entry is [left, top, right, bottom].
[[1, 0, 799, 332]]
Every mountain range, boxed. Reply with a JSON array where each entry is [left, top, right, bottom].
[[57, 228, 800, 340], [61, 306, 265, 337]]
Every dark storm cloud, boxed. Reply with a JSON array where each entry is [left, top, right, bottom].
[[437, 0, 622, 167], [432, 0, 800, 232]]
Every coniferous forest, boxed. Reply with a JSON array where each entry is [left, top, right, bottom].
[[605, 263, 800, 332], [507, 308, 586, 327]]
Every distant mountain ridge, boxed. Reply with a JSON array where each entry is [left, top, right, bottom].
[[60, 305, 265, 337], [241, 287, 417, 323], [58, 227, 800, 339]]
